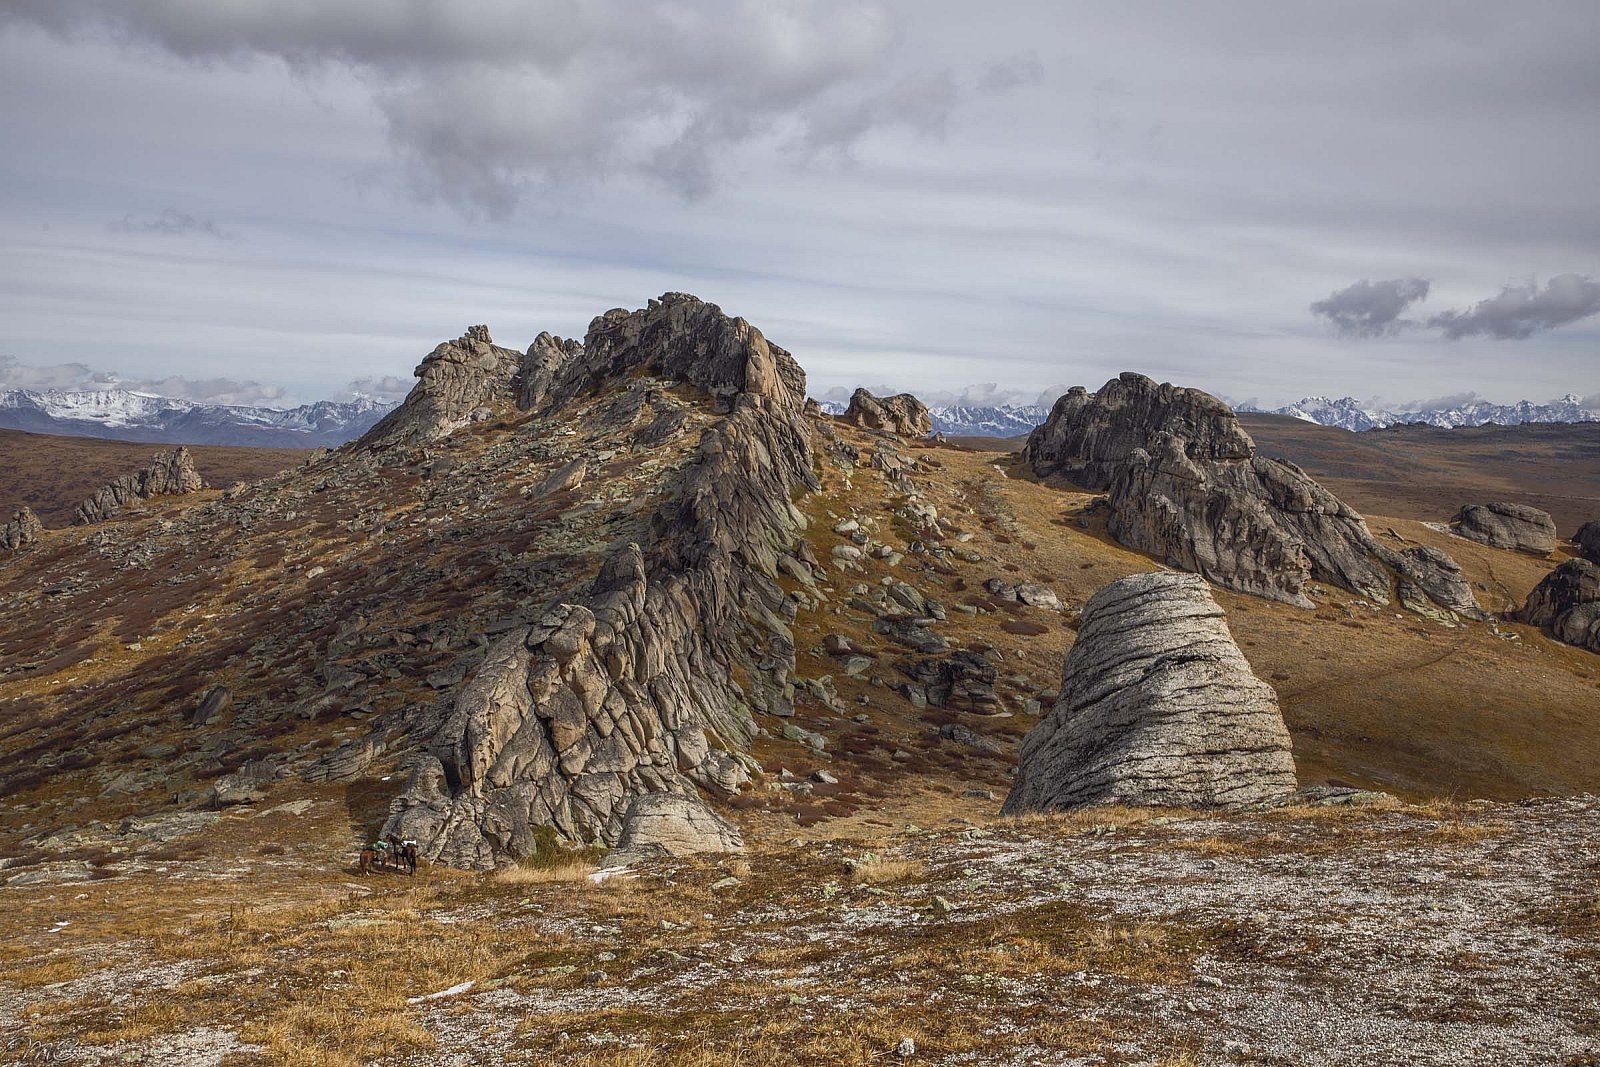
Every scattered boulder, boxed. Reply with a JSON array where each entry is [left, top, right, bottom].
[[600, 792, 744, 867], [899, 651, 1002, 712], [72, 447, 204, 524], [1521, 559, 1600, 655], [1451, 503, 1557, 555], [209, 759, 277, 807], [839, 388, 933, 438], [1003, 572, 1297, 814], [938, 721, 1002, 754], [530, 457, 588, 498], [983, 578, 1063, 611], [2, 506, 41, 551], [190, 686, 231, 726], [1573, 520, 1600, 564], [1022, 373, 1481, 617]]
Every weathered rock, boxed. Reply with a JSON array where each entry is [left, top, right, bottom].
[[983, 578, 1063, 611], [359, 326, 530, 449], [210, 759, 277, 807], [191, 686, 231, 726], [72, 447, 204, 524], [530, 457, 587, 498], [1390, 546, 1489, 623], [1521, 559, 1600, 655], [939, 721, 1001, 754], [600, 792, 743, 867], [1571, 520, 1600, 565], [2, 506, 41, 551], [1024, 373, 1481, 617], [1003, 572, 1297, 813], [899, 651, 1002, 712], [1451, 503, 1557, 555], [839, 388, 933, 438], [384, 295, 816, 868]]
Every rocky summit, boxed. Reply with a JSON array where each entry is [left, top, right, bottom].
[[1451, 501, 1557, 555], [70, 446, 204, 525], [1004, 572, 1296, 813], [1023, 372, 1484, 617]]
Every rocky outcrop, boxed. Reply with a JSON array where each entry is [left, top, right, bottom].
[[2, 506, 41, 551], [1571, 520, 1600, 565], [384, 295, 815, 868], [1024, 373, 1483, 617], [839, 388, 932, 438], [72, 448, 203, 525], [600, 792, 744, 867], [1451, 503, 1557, 555], [358, 325, 530, 450], [1003, 572, 1297, 814], [1521, 559, 1600, 655]]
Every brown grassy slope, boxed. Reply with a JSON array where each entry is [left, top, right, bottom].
[[0, 428, 307, 525], [1240, 414, 1600, 534]]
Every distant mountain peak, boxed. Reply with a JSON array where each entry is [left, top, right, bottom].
[[1241, 393, 1600, 431]]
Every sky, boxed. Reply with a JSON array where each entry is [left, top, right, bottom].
[[0, 1, 1596, 411]]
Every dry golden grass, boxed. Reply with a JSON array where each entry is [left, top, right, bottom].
[[846, 856, 925, 884], [493, 859, 595, 884]]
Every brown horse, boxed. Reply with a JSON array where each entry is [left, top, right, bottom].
[[397, 841, 418, 876], [358, 845, 379, 875]]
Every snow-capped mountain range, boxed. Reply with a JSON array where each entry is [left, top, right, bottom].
[[816, 401, 1050, 437], [1240, 393, 1600, 432], [0, 387, 396, 447]]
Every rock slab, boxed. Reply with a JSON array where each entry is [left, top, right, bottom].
[[72, 447, 204, 525], [1003, 572, 1297, 813], [1451, 503, 1557, 555]]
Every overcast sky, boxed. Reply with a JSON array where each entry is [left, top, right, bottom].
[[0, 1, 1596, 410]]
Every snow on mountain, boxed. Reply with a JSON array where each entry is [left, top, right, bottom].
[[1241, 393, 1600, 432], [0, 387, 395, 447]]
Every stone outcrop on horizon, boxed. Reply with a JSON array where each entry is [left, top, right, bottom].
[[71, 447, 203, 525], [839, 388, 933, 438], [2, 506, 41, 551], [1004, 572, 1297, 813], [1022, 373, 1485, 618]]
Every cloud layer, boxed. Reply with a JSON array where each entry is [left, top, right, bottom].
[[1314, 274, 1600, 342], [1310, 278, 1431, 338]]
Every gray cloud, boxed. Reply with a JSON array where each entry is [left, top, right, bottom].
[[3, 0, 975, 215], [344, 375, 413, 402], [1310, 277, 1431, 338], [110, 208, 232, 239], [1428, 273, 1600, 340]]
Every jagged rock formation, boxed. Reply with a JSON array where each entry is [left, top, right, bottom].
[[1003, 572, 1297, 813], [71, 447, 203, 525], [359, 325, 529, 450], [1023, 373, 1484, 617], [839, 388, 932, 438], [2, 506, 41, 551], [1572, 520, 1600, 564], [384, 294, 815, 868], [1451, 503, 1557, 555], [1521, 560, 1600, 655]]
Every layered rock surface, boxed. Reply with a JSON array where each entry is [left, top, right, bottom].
[[71, 447, 203, 525], [384, 294, 816, 867], [1003, 572, 1297, 813], [839, 388, 932, 438], [1023, 373, 1483, 616], [1451, 503, 1557, 555], [1522, 559, 1600, 655], [2, 506, 40, 551]]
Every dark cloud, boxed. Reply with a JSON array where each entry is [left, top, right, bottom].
[[1310, 278, 1431, 338], [2, 0, 981, 215], [1428, 274, 1600, 340], [110, 208, 232, 239]]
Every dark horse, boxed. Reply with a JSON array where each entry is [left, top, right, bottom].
[[357, 835, 418, 876]]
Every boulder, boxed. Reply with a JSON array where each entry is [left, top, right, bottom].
[[898, 651, 1002, 712], [1003, 572, 1297, 813], [839, 388, 933, 438], [2, 506, 41, 551], [1573, 520, 1600, 565], [600, 792, 744, 867], [1023, 373, 1482, 618], [983, 578, 1064, 611], [72, 447, 204, 524], [1521, 559, 1600, 655], [1451, 503, 1557, 555], [190, 686, 232, 726]]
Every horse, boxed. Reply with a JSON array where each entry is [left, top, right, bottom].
[[358, 844, 379, 875], [397, 840, 418, 876]]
